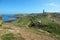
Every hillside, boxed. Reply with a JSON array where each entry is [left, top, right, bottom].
[[13, 13, 60, 40], [2, 22, 57, 40], [1, 13, 60, 40]]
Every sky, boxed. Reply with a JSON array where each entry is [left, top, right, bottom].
[[0, 0, 60, 14]]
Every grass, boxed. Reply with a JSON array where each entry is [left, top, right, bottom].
[[1, 33, 15, 40], [2, 13, 60, 40], [15, 16, 30, 27], [3, 26, 12, 29], [30, 19, 60, 40], [0, 24, 2, 28], [14, 13, 60, 40], [1, 33, 25, 40]]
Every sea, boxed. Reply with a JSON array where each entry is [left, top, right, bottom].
[[2, 14, 17, 22]]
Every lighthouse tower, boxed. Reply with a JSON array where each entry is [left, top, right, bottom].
[[43, 9, 45, 14], [43, 9, 46, 16]]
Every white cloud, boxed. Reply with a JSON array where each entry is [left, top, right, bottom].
[[45, 2, 60, 7], [49, 3, 58, 7]]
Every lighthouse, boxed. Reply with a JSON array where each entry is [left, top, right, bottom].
[[43, 9, 46, 16], [43, 9, 45, 14]]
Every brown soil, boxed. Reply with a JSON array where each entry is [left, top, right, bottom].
[[1, 23, 57, 40]]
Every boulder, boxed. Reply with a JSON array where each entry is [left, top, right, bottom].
[[31, 21, 45, 27]]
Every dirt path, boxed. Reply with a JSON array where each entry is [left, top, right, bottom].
[[2, 23, 57, 40]]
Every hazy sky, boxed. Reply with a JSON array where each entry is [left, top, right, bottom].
[[0, 0, 60, 14]]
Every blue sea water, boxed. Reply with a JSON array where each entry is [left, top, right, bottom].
[[2, 14, 16, 22]]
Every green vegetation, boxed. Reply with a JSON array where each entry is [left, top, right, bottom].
[[1, 13, 60, 40], [0, 15, 2, 20], [1, 33, 15, 40], [14, 13, 60, 40], [1, 33, 25, 40], [3, 26, 12, 29]]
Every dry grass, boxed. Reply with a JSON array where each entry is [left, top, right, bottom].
[[0, 23, 57, 40]]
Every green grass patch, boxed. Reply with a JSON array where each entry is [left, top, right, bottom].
[[3, 26, 12, 29], [1, 33, 15, 40], [1, 33, 25, 40]]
